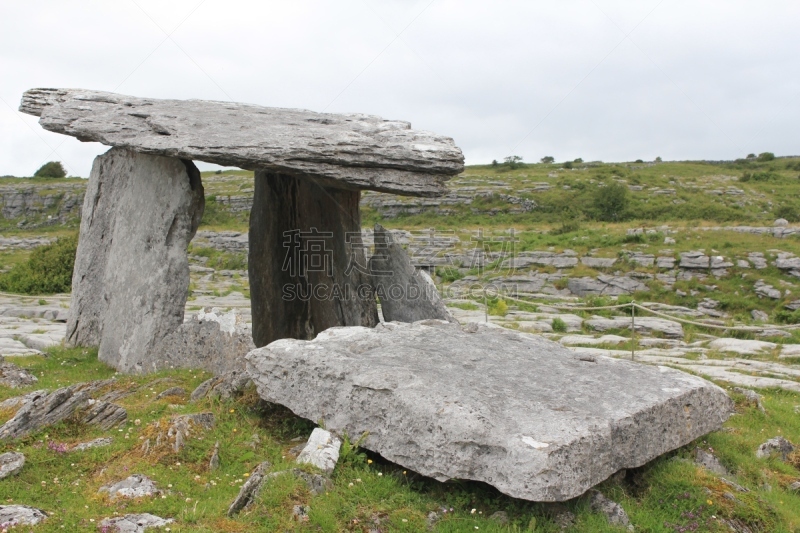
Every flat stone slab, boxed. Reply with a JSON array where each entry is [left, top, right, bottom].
[[20, 88, 464, 197], [246, 320, 733, 501]]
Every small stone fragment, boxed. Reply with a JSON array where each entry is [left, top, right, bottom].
[[156, 387, 187, 400], [227, 461, 272, 516], [695, 448, 730, 475], [0, 504, 47, 526], [190, 370, 251, 401], [71, 437, 112, 451], [0, 360, 37, 388], [292, 505, 310, 522], [733, 387, 765, 413], [99, 474, 159, 499], [296, 428, 342, 475], [292, 469, 333, 495], [756, 436, 795, 460], [489, 511, 509, 525], [98, 513, 174, 533], [788, 481, 800, 491], [209, 441, 220, 471], [751, 309, 769, 322], [0, 389, 47, 410], [166, 412, 215, 452], [0, 451, 25, 479], [589, 491, 632, 529]]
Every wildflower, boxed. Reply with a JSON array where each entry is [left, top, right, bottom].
[[367, 459, 373, 464], [707, 500, 713, 506], [471, 509, 476, 514], [244, 473, 250, 477], [348, 482, 354, 487], [230, 409, 235, 413]]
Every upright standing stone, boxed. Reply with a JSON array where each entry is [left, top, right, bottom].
[[249, 171, 378, 347], [369, 224, 455, 323], [66, 148, 204, 373]]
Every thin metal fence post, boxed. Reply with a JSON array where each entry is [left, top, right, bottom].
[[631, 301, 636, 360], [484, 288, 488, 323]]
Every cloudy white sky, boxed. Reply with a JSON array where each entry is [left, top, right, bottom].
[[1, 1, 798, 177]]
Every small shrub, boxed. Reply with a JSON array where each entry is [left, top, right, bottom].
[[563, 161, 573, 169], [775, 310, 800, 324], [540, 156, 555, 164], [33, 161, 66, 178], [757, 152, 775, 162], [775, 204, 800, 222], [551, 317, 567, 332], [574, 158, 583, 163], [488, 299, 508, 316], [0, 236, 77, 294], [592, 183, 629, 221], [436, 267, 464, 283]]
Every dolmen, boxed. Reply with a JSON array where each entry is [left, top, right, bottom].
[[20, 88, 463, 372], [21, 88, 734, 503]]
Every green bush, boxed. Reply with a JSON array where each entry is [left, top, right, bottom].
[[592, 183, 629, 221], [775, 204, 800, 222], [757, 152, 775, 162], [0, 236, 77, 294], [488, 299, 508, 316], [551, 317, 567, 332], [33, 161, 67, 178]]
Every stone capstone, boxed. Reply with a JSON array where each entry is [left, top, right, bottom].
[[246, 320, 733, 501], [0, 451, 25, 479], [369, 224, 455, 324], [65, 147, 204, 373], [20, 88, 464, 197], [148, 308, 255, 375]]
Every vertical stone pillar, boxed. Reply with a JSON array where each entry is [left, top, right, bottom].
[[248, 170, 378, 347], [66, 147, 204, 373]]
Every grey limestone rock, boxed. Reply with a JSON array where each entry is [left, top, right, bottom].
[[580, 257, 617, 268], [98, 514, 174, 533], [190, 370, 251, 401], [756, 436, 794, 460], [0, 451, 25, 479], [585, 316, 684, 338], [751, 309, 769, 322], [155, 386, 187, 400], [680, 251, 710, 269], [149, 308, 255, 375], [20, 88, 463, 197], [66, 147, 204, 373], [370, 224, 455, 324], [589, 491, 632, 529], [246, 320, 733, 501], [754, 280, 781, 300], [71, 437, 113, 451], [81, 400, 127, 430], [0, 359, 37, 388], [296, 428, 341, 475], [695, 448, 729, 475], [227, 461, 272, 516], [0, 505, 47, 526], [99, 474, 160, 499], [733, 387, 765, 413], [0, 380, 112, 440]]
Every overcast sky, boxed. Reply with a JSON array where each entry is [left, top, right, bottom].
[[1, 1, 798, 177]]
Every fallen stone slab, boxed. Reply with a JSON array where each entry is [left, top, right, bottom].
[[0, 359, 37, 388], [708, 338, 776, 355], [246, 320, 733, 501], [0, 337, 42, 357], [0, 505, 47, 526], [20, 88, 464, 196], [370, 224, 455, 324], [296, 428, 341, 475], [148, 308, 255, 375], [98, 513, 174, 533], [0, 389, 47, 410], [0, 451, 24, 479], [190, 370, 251, 401], [99, 474, 160, 499], [81, 400, 127, 430]]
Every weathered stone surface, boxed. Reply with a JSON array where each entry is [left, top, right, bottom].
[[709, 338, 776, 355], [66, 148, 204, 373], [81, 400, 127, 430], [567, 276, 649, 297], [0, 359, 37, 388], [756, 436, 794, 460], [227, 461, 271, 516], [249, 170, 378, 347], [370, 225, 455, 324], [20, 88, 463, 197], [754, 280, 781, 300], [0, 505, 47, 526], [160, 412, 215, 453], [585, 316, 684, 338], [680, 251, 710, 269], [98, 513, 174, 533], [0, 451, 24, 479], [99, 474, 159, 499], [296, 428, 341, 475], [751, 309, 769, 322], [149, 308, 254, 375], [0, 381, 111, 440], [0, 389, 47, 410], [246, 320, 733, 501], [155, 386, 187, 400], [580, 257, 617, 268], [733, 387, 765, 413], [190, 370, 251, 401]]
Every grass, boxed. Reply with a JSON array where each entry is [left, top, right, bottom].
[[1, 347, 799, 531]]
